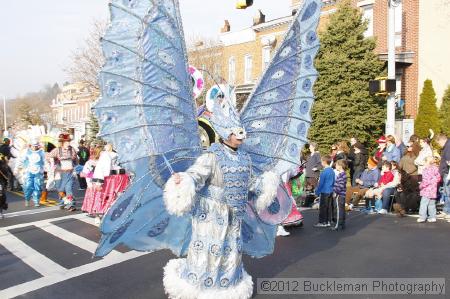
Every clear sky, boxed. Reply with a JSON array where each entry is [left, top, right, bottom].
[[0, 0, 291, 99]]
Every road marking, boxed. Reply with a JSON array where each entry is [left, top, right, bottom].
[[0, 251, 146, 298], [75, 214, 97, 226], [1, 213, 92, 232], [41, 222, 122, 258], [0, 231, 67, 277], [2, 206, 61, 219], [0, 213, 149, 298]]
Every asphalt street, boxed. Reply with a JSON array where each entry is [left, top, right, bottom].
[[1, 194, 449, 299]]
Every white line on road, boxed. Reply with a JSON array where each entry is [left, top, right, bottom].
[[0, 213, 89, 233], [0, 231, 67, 277], [0, 213, 150, 298], [2, 206, 60, 218], [40, 222, 122, 259], [0, 251, 147, 298], [75, 214, 97, 226]]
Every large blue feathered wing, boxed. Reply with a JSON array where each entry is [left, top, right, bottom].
[[240, 0, 322, 178], [240, 0, 322, 257], [94, 0, 202, 257]]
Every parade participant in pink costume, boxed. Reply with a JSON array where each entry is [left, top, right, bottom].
[[92, 144, 129, 219], [280, 166, 304, 234], [81, 146, 103, 216]]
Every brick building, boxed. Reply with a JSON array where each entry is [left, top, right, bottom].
[[50, 82, 98, 141], [188, 0, 450, 118]]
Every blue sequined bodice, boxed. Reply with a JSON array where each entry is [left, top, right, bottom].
[[207, 143, 251, 213]]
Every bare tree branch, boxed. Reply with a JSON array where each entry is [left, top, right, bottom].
[[65, 20, 106, 91]]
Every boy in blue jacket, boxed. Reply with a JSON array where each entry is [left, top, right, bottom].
[[314, 155, 335, 227]]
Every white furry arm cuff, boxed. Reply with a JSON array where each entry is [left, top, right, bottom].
[[163, 173, 196, 216], [254, 171, 280, 213]]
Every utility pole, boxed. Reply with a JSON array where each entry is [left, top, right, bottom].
[[386, 0, 400, 135]]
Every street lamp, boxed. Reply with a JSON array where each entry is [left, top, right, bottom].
[[1, 95, 6, 133]]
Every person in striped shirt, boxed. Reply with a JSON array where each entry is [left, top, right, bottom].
[[332, 159, 347, 230]]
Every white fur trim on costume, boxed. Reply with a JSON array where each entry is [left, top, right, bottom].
[[163, 173, 196, 216], [163, 258, 253, 299], [255, 171, 280, 213]]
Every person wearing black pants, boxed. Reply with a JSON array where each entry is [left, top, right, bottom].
[[332, 159, 348, 230], [318, 193, 333, 226], [77, 140, 90, 190], [332, 195, 346, 229], [314, 155, 335, 228]]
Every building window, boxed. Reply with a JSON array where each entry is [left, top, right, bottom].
[[244, 54, 253, 84], [394, 2, 402, 47], [228, 57, 236, 84], [262, 46, 271, 70], [361, 4, 374, 37]]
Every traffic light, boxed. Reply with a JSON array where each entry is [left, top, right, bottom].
[[236, 0, 253, 9], [369, 77, 396, 96]]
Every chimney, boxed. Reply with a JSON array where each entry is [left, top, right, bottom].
[[253, 9, 265, 26], [221, 20, 231, 33]]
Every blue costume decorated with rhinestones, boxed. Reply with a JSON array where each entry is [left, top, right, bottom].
[[19, 147, 45, 206], [169, 143, 255, 293], [93, 0, 321, 298]]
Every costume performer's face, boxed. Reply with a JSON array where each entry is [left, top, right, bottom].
[[62, 141, 70, 149], [226, 134, 244, 148]]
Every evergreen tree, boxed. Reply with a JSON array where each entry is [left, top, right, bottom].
[[309, 0, 385, 153], [415, 79, 440, 138], [439, 85, 450, 136], [86, 112, 101, 144]]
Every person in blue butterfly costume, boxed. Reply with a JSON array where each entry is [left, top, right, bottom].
[[93, 0, 321, 298], [162, 85, 279, 298]]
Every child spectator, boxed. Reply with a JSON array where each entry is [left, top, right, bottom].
[[332, 159, 347, 230], [314, 155, 335, 228], [346, 157, 380, 210], [378, 161, 401, 214], [417, 156, 441, 223], [364, 161, 394, 214]]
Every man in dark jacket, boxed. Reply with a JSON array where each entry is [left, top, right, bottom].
[[436, 134, 450, 179], [0, 138, 14, 160], [349, 137, 368, 186], [0, 138, 16, 190], [304, 142, 322, 191], [436, 133, 450, 220], [76, 140, 89, 190]]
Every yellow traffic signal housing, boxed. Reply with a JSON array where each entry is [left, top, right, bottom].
[[369, 77, 396, 96], [236, 0, 253, 9]]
